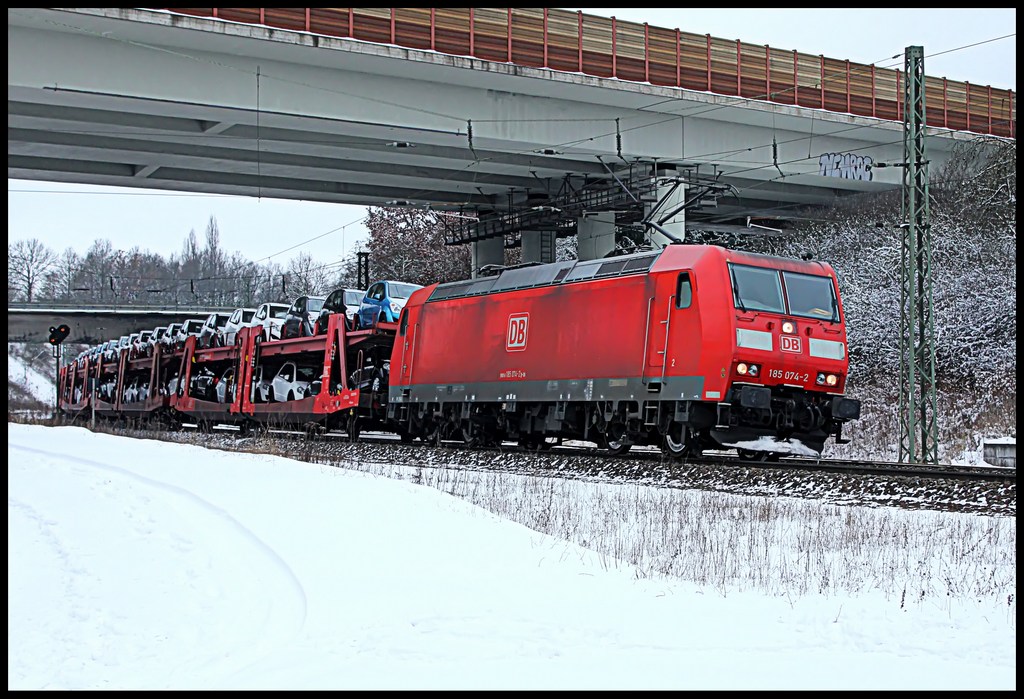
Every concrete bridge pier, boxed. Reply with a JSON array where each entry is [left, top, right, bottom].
[[576, 212, 615, 260], [471, 237, 504, 278], [648, 166, 686, 248], [521, 229, 556, 264]]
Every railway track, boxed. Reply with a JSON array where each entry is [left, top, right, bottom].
[[94, 420, 1015, 518], [219, 425, 1014, 483]]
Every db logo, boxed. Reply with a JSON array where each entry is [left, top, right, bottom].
[[506, 313, 529, 351], [780, 335, 802, 353]]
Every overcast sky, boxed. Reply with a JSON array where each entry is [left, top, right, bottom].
[[7, 8, 1016, 265]]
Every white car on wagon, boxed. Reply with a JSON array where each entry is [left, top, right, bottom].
[[174, 319, 206, 346], [251, 302, 290, 342], [223, 307, 257, 346], [254, 361, 319, 402]]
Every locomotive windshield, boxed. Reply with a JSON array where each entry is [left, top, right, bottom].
[[782, 271, 839, 322], [730, 264, 839, 321], [730, 264, 785, 313]]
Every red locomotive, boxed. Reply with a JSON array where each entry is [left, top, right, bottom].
[[387, 244, 861, 459]]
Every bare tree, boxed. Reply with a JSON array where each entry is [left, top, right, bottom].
[[178, 228, 202, 296], [8, 238, 57, 303], [202, 216, 228, 305], [286, 251, 331, 297], [40, 247, 82, 301], [364, 207, 471, 285]]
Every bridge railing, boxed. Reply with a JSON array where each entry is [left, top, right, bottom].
[[8, 302, 235, 313], [151, 7, 1014, 139]]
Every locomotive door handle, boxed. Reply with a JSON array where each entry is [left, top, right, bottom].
[[641, 297, 655, 382], [404, 323, 420, 383], [660, 295, 675, 385]]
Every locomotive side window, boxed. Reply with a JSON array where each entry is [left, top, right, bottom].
[[782, 271, 840, 322], [729, 264, 785, 314], [676, 273, 692, 309], [399, 308, 408, 336]]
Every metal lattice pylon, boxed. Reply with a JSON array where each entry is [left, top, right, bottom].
[[897, 46, 939, 464], [357, 251, 371, 291]]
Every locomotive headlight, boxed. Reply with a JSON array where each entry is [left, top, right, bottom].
[[736, 362, 749, 375], [826, 373, 838, 386], [782, 321, 796, 334], [748, 364, 759, 377], [816, 372, 826, 385]]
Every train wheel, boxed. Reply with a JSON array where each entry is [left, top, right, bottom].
[[738, 449, 777, 462], [461, 423, 481, 448], [518, 434, 539, 451], [524, 438, 557, 454], [425, 425, 440, 447], [427, 421, 450, 447], [599, 421, 631, 455], [346, 414, 361, 443], [604, 435, 631, 456], [662, 424, 692, 459]]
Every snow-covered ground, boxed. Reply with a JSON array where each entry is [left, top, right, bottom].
[[8, 423, 1016, 690], [8, 343, 57, 408]]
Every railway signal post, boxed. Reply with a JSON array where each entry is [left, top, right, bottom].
[[47, 323, 70, 418]]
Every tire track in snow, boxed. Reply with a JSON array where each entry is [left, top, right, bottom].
[[8, 443, 308, 688]]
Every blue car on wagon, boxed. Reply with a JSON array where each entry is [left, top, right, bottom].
[[356, 280, 423, 328]]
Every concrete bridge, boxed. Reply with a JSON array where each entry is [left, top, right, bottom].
[[7, 304, 232, 346], [8, 7, 1014, 271]]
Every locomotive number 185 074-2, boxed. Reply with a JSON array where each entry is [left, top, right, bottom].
[[767, 369, 809, 382]]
